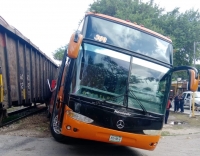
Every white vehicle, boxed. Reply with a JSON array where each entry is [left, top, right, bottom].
[[181, 91, 200, 107]]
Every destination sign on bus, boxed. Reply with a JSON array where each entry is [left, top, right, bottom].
[[94, 34, 107, 43]]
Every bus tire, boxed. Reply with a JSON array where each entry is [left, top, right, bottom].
[[50, 113, 65, 142]]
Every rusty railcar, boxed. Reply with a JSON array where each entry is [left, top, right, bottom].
[[0, 16, 58, 121]]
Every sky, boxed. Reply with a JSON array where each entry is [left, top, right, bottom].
[[0, 0, 199, 64]]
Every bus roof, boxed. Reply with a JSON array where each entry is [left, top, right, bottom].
[[86, 12, 172, 43]]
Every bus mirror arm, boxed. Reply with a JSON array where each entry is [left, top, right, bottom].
[[172, 66, 199, 92], [172, 66, 198, 79]]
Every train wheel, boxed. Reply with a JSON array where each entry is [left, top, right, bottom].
[[50, 112, 65, 142]]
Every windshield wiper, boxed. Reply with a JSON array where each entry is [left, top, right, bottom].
[[128, 89, 148, 115], [103, 89, 148, 115]]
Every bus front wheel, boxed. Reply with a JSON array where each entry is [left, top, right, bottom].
[[50, 114, 65, 142]]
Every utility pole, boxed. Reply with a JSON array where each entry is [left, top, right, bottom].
[[194, 41, 200, 66]]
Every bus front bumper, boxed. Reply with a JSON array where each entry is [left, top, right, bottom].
[[61, 113, 160, 151]]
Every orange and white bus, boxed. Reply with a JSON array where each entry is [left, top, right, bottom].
[[47, 12, 198, 150]]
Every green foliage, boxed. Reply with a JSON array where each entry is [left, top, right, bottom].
[[158, 9, 200, 67], [52, 45, 68, 61], [90, 0, 164, 33]]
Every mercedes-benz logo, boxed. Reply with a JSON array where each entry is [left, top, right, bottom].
[[116, 120, 125, 129]]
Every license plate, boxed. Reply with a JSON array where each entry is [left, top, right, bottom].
[[109, 135, 122, 142]]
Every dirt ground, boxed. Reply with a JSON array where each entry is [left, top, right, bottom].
[[0, 111, 200, 138], [162, 111, 200, 136], [0, 112, 51, 138]]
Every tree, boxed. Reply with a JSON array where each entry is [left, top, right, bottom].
[[90, 0, 164, 33], [52, 45, 68, 61], [158, 8, 200, 67], [158, 8, 200, 80]]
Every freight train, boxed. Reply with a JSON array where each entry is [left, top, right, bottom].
[[0, 16, 58, 123]]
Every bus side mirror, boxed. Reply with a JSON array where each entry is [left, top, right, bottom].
[[188, 69, 199, 91], [172, 66, 198, 92], [67, 32, 83, 59]]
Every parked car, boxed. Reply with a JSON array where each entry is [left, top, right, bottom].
[[181, 91, 200, 107]]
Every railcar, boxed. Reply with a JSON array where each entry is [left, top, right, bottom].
[[0, 16, 58, 123]]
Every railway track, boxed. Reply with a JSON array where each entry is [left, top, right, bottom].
[[0, 104, 47, 128]]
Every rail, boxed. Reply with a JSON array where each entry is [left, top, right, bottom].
[[0, 104, 47, 128]]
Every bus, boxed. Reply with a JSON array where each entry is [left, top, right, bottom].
[[47, 12, 199, 151]]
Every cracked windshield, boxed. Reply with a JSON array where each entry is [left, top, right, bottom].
[[72, 43, 170, 114]]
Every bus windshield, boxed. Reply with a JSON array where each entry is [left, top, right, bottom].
[[71, 43, 171, 114]]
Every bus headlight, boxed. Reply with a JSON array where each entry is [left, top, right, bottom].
[[143, 130, 161, 136], [66, 110, 94, 123]]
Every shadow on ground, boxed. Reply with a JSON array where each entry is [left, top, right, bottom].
[[56, 137, 147, 156]]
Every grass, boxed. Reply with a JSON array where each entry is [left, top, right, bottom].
[[161, 131, 170, 136]]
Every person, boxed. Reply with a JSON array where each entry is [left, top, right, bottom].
[[179, 94, 184, 113], [165, 99, 172, 124], [174, 94, 180, 112]]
